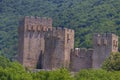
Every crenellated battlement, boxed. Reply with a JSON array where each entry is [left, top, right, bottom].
[[20, 16, 52, 32], [51, 27, 74, 32], [71, 48, 93, 57], [93, 33, 118, 48], [94, 33, 118, 38], [93, 33, 118, 68], [18, 16, 119, 71], [70, 48, 93, 71], [44, 27, 74, 39], [25, 25, 52, 32], [24, 16, 52, 26]]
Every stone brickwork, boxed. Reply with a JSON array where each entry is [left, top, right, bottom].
[[18, 16, 74, 69], [43, 27, 74, 69], [70, 48, 93, 72], [18, 16, 52, 69], [18, 16, 118, 71], [93, 33, 118, 68]]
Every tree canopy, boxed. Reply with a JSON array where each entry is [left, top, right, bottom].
[[0, 0, 120, 59]]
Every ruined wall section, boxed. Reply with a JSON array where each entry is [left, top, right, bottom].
[[43, 27, 74, 69], [70, 48, 93, 72], [93, 33, 118, 68], [18, 16, 52, 69]]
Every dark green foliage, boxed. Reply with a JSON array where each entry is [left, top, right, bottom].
[[2, 56, 120, 80], [0, 56, 25, 71], [32, 69, 74, 80], [0, 56, 11, 68], [0, 56, 74, 80], [0, 56, 32, 80], [1, 0, 120, 59], [75, 69, 120, 80], [102, 52, 120, 71]]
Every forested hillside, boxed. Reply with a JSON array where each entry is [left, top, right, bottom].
[[0, 0, 120, 59]]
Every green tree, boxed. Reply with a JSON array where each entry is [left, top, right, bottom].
[[102, 52, 120, 71]]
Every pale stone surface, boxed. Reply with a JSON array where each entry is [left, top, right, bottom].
[[70, 48, 93, 72], [92, 33, 118, 68], [18, 16, 118, 71]]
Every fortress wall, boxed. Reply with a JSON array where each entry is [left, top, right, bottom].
[[64, 28, 74, 68], [92, 33, 118, 68], [24, 16, 52, 32], [43, 27, 74, 69], [23, 31, 45, 69], [43, 27, 66, 69], [70, 48, 93, 72], [18, 16, 119, 71], [18, 16, 52, 69], [93, 33, 110, 68]]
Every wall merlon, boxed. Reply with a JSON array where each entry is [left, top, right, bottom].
[[94, 33, 113, 38], [72, 48, 92, 57], [72, 48, 94, 56], [41, 17, 47, 26], [35, 16, 42, 25], [24, 16, 29, 21], [112, 34, 118, 38], [47, 18, 52, 26], [30, 16, 36, 24], [73, 48, 80, 56], [24, 16, 30, 26], [23, 16, 53, 29], [68, 29, 74, 33]]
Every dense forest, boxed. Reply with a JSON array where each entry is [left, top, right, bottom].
[[0, 0, 120, 59]]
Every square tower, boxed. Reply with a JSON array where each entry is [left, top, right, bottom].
[[93, 33, 118, 68], [18, 16, 52, 69], [43, 27, 74, 69]]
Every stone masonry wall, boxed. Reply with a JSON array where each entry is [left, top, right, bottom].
[[18, 16, 119, 72], [18, 16, 52, 69], [92, 33, 118, 68], [64, 28, 74, 68], [70, 48, 93, 72], [43, 27, 74, 69]]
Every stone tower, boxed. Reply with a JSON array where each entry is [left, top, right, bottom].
[[43, 27, 74, 69], [18, 16, 52, 69], [18, 16, 74, 70], [93, 33, 118, 68], [18, 16, 119, 71]]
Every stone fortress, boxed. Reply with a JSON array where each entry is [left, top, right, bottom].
[[18, 16, 118, 72]]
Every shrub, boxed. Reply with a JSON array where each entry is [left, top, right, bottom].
[[102, 52, 120, 71]]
